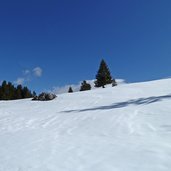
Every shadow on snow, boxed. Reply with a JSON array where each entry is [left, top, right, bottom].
[[62, 94, 171, 113]]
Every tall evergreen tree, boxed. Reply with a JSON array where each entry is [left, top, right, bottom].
[[22, 87, 32, 98], [0, 86, 2, 100], [95, 59, 113, 88], [1, 81, 8, 100], [6, 82, 15, 100], [15, 85, 23, 99], [80, 80, 91, 91], [68, 86, 73, 93]]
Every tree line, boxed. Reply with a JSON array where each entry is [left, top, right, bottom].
[[0, 81, 35, 100]]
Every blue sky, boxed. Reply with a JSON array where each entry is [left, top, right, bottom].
[[0, 0, 171, 93]]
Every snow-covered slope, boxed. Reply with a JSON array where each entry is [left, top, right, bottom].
[[0, 78, 171, 171]]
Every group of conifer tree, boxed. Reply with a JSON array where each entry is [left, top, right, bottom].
[[68, 59, 117, 93], [0, 59, 116, 99], [0, 81, 35, 100]]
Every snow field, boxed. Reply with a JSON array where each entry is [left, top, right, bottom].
[[0, 78, 171, 170]]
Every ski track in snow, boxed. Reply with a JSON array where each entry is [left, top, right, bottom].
[[0, 78, 171, 170]]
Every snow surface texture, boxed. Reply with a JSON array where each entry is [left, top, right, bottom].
[[0, 78, 171, 171]]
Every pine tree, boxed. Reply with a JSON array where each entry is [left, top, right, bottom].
[[0, 85, 2, 100], [22, 87, 32, 98], [15, 85, 23, 99], [68, 86, 73, 93], [95, 59, 113, 88], [1, 81, 8, 100], [80, 80, 91, 91], [6, 82, 15, 100]]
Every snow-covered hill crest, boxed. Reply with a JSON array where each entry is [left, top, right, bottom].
[[0, 78, 171, 171], [52, 79, 125, 94]]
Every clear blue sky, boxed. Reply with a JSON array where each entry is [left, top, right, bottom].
[[0, 0, 171, 92]]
